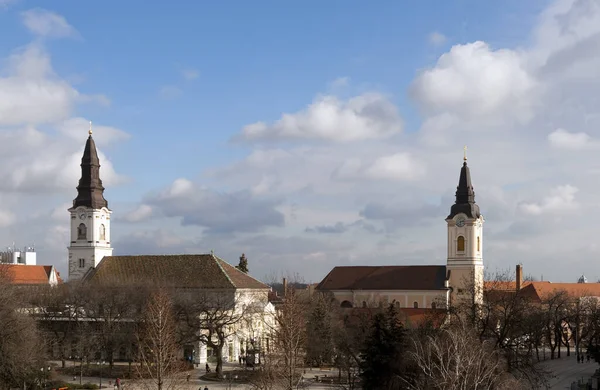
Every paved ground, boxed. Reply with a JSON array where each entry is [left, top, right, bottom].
[[55, 355, 600, 390], [53, 362, 337, 390], [539, 352, 598, 389]]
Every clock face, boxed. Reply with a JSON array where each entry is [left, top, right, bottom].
[[79, 213, 86, 220], [456, 218, 465, 227]]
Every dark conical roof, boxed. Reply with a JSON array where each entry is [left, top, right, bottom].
[[447, 160, 480, 219], [72, 134, 108, 209]]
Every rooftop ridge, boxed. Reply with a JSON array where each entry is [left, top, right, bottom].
[[211, 253, 236, 288], [213, 254, 270, 290]]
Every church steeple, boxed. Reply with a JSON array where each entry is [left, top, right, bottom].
[[72, 122, 108, 209], [446, 149, 480, 219]]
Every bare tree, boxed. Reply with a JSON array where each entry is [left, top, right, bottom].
[[451, 271, 550, 387], [136, 289, 184, 390], [406, 323, 519, 390], [266, 287, 307, 390], [175, 290, 255, 378], [30, 281, 87, 368], [0, 266, 47, 389], [82, 283, 145, 371], [251, 286, 307, 390]]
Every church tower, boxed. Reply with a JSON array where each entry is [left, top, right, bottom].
[[67, 123, 113, 280], [445, 149, 484, 305]]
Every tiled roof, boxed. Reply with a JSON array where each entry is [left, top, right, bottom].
[[519, 282, 600, 302], [316, 265, 448, 291], [483, 280, 542, 291], [0, 264, 53, 285], [84, 254, 269, 289]]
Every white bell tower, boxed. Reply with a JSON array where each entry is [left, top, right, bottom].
[[68, 123, 113, 280], [445, 148, 484, 305]]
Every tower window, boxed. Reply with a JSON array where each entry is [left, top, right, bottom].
[[100, 224, 106, 241], [413, 301, 419, 309], [457, 236, 465, 252], [77, 223, 87, 240], [477, 236, 480, 252], [78, 258, 85, 268]]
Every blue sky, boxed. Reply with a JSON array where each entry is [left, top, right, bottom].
[[5, 0, 600, 283], [0, 0, 545, 200]]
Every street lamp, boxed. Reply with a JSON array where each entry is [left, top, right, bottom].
[[97, 361, 105, 388], [40, 366, 51, 389]]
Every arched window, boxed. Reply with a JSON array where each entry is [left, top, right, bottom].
[[77, 223, 87, 240], [395, 301, 400, 308], [413, 301, 419, 309], [100, 224, 106, 240], [431, 302, 437, 309], [477, 236, 480, 252], [362, 301, 367, 308], [340, 300, 353, 308], [457, 236, 465, 252]]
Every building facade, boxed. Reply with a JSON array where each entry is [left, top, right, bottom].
[[317, 155, 484, 313], [60, 128, 274, 364], [67, 128, 113, 281]]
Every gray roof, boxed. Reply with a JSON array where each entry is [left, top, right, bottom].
[[84, 253, 269, 289]]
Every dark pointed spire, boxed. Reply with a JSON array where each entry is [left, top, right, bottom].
[[72, 122, 108, 209], [446, 149, 480, 219]]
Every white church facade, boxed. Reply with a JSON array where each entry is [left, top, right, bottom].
[[65, 126, 274, 365]]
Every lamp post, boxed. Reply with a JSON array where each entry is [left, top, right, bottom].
[[97, 361, 105, 388], [40, 366, 50, 389]]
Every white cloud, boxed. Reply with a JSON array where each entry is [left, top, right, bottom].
[[411, 41, 537, 124], [548, 128, 595, 150], [329, 77, 349, 89], [364, 153, 425, 181], [159, 85, 182, 100], [238, 93, 403, 142], [181, 68, 199, 81], [21, 8, 78, 39], [428, 31, 447, 45], [519, 185, 579, 215], [122, 204, 153, 223], [148, 179, 285, 234], [57, 117, 130, 146], [0, 125, 125, 193], [333, 153, 425, 181], [0, 209, 15, 227], [165, 178, 194, 197], [0, 45, 79, 126], [0, 0, 18, 9]]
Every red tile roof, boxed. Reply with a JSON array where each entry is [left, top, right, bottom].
[[0, 264, 54, 285], [518, 282, 600, 302]]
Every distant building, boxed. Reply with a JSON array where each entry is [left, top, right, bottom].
[[317, 153, 484, 319], [56, 126, 275, 364], [0, 245, 37, 265], [0, 263, 61, 286]]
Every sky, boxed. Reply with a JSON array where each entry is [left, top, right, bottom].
[[1, 0, 599, 283]]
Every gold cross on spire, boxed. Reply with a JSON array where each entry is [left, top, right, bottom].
[[89, 121, 93, 136], [463, 145, 468, 161]]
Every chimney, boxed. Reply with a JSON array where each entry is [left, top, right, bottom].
[[283, 277, 288, 296], [516, 264, 523, 291]]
